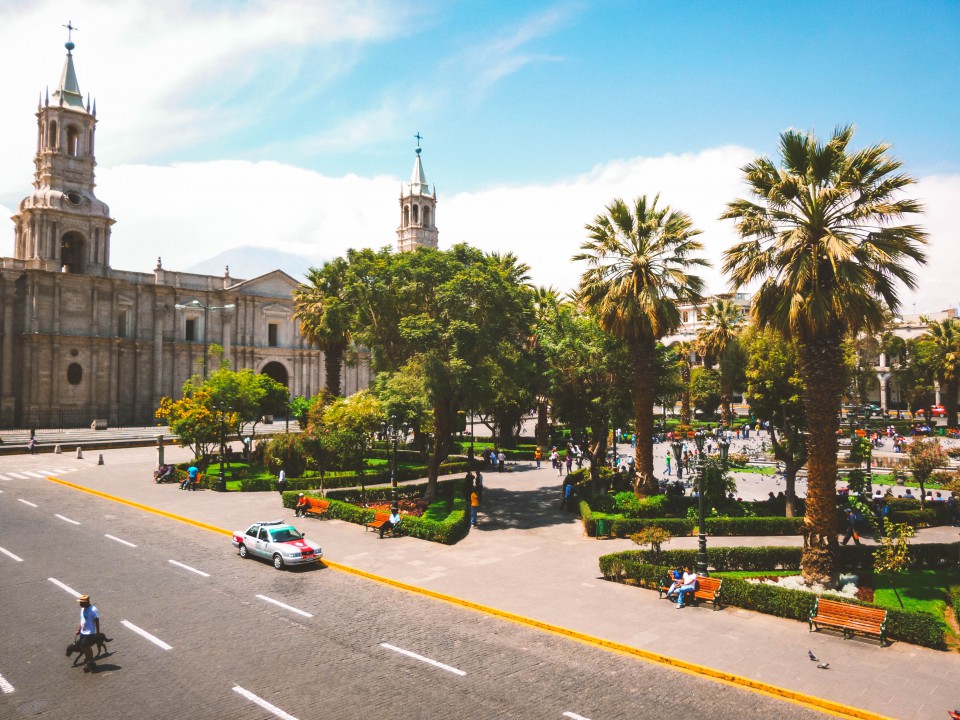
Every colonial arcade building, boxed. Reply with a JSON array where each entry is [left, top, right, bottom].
[[0, 40, 370, 428]]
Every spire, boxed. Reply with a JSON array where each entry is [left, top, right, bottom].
[[409, 133, 431, 196], [53, 28, 85, 110]]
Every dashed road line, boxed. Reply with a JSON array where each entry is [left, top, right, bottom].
[[105, 534, 137, 548], [48, 577, 82, 597], [0, 474, 11, 480], [121, 620, 172, 650], [563, 712, 591, 720], [0, 546, 23, 562], [0, 671, 14, 694], [7, 473, 30, 480], [55, 514, 81, 525], [255, 594, 312, 618], [380, 642, 466, 676], [22, 471, 47, 479], [168, 559, 209, 577], [232, 685, 300, 720], [17, 498, 37, 507]]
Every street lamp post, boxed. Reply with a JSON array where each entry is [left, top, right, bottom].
[[694, 429, 708, 575], [381, 417, 408, 515], [671, 439, 683, 481]]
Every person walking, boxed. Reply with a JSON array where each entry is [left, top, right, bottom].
[[75, 594, 100, 672], [534, 447, 542, 469], [497, 450, 506, 473], [277, 468, 286, 495], [664, 454, 671, 476], [474, 471, 483, 501], [28, 437, 37, 455], [470, 485, 480, 527], [841, 508, 861, 545], [564, 451, 573, 475]]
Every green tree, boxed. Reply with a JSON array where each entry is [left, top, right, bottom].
[[906, 437, 948, 509], [155, 388, 238, 461], [919, 318, 960, 427], [742, 327, 807, 516], [531, 286, 561, 451], [671, 341, 694, 425], [575, 194, 708, 496], [689, 367, 721, 418], [323, 391, 383, 501], [722, 125, 927, 586], [294, 258, 353, 396], [696, 298, 745, 428]]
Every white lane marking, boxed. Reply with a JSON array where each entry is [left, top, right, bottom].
[[48, 578, 82, 597], [121, 620, 172, 650], [168, 559, 209, 577], [55, 514, 81, 525], [563, 713, 592, 720], [255, 594, 313, 618], [105, 534, 137, 548], [379, 643, 466, 676], [7, 473, 30, 479], [0, 546, 24, 562], [22, 471, 46, 478], [232, 685, 300, 720], [0, 671, 14, 694], [17, 499, 37, 507], [0, 474, 11, 480]]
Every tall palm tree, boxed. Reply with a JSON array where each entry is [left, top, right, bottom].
[[531, 285, 561, 451], [575, 194, 708, 495], [671, 340, 694, 425], [696, 298, 744, 428], [721, 125, 927, 586], [923, 318, 960, 428], [294, 258, 353, 397]]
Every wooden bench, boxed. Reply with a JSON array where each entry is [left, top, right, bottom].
[[657, 574, 723, 609], [809, 597, 887, 645], [365, 511, 400, 536], [302, 498, 330, 519]]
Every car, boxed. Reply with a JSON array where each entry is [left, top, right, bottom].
[[930, 405, 946, 417], [231, 520, 322, 570]]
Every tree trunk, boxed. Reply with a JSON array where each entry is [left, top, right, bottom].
[[589, 420, 609, 495], [535, 398, 550, 450], [680, 364, 691, 425], [946, 378, 959, 431], [324, 345, 344, 397], [720, 375, 732, 429], [799, 335, 845, 587], [424, 397, 454, 502], [631, 337, 659, 496]]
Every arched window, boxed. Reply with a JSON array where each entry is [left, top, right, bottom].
[[48, 120, 58, 149], [66, 126, 80, 157], [403, 205, 409, 227], [60, 231, 85, 273], [66, 363, 83, 385], [423, 207, 431, 227], [412, 204, 419, 224]]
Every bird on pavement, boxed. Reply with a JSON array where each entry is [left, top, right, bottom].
[[808, 650, 819, 662], [817, 662, 830, 670]]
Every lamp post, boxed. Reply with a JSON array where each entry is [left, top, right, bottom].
[[694, 429, 708, 575], [216, 402, 228, 492], [381, 417, 408, 515], [470, 411, 475, 461], [671, 439, 683, 481]]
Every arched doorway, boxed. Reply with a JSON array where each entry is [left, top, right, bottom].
[[60, 231, 85, 273], [261, 361, 288, 387]]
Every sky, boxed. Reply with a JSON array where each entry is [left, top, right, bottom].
[[1, 0, 958, 314]]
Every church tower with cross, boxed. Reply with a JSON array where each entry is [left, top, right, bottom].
[[396, 135, 438, 252], [13, 26, 114, 275]]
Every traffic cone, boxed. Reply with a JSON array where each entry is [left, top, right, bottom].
[[98, 454, 104, 465]]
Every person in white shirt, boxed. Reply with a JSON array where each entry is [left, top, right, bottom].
[[673, 568, 699, 608], [380, 509, 402, 538], [76, 594, 100, 671]]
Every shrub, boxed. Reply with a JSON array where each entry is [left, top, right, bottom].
[[704, 517, 804, 536], [262, 433, 308, 477], [889, 509, 939, 528], [727, 452, 750, 467]]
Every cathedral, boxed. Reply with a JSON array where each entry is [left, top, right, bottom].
[[0, 39, 380, 429]]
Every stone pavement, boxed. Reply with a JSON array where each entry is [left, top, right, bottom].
[[12, 443, 960, 720]]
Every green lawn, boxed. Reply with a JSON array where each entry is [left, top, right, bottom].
[[872, 569, 960, 617], [731, 465, 776, 475], [421, 499, 454, 522]]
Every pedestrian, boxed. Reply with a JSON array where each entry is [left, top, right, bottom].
[[277, 468, 287, 495], [534, 446, 542, 469], [470, 485, 480, 526], [664, 454, 671, 476], [565, 452, 573, 475], [497, 450, 506, 473], [549, 447, 559, 470], [75, 594, 100, 672], [28, 437, 37, 455], [841, 509, 861, 545], [948, 494, 958, 527], [181, 464, 198, 490], [474, 471, 483, 502], [560, 477, 574, 511]]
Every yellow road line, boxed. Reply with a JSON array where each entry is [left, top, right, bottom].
[[48, 476, 893, 720]]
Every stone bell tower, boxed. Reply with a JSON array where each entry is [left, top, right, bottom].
[[397, 135, 438, 252], [13, 32, 114, 275]]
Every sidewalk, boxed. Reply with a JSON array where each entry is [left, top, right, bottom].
[[34, 446, 960, 720]]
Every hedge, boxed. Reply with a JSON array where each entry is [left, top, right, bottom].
[[240, 460, 475, 493], [598, 549, 947, 649], [704, 517, 805, 536]]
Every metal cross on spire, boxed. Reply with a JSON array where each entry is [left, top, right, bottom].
[[414, 132, 423, 148], [63, 20, 79, 43]]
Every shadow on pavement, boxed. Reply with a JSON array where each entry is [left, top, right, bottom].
[[474, 483, 580, 530]]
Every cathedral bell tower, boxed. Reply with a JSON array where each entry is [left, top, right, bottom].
[[396, 137, 438, 252], [13, 34, 113, 275]]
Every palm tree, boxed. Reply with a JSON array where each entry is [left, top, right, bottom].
[[671, 340, 694, 425], [294, 258, 353, 397], [575, 194, 708, 495], [531, 286, 561, 451], [922, 318, 960, 428], [721, 125, 927, 586], [696, 298, 744, 428]]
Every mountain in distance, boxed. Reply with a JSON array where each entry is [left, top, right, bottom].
[[186, 246, 321, 282]]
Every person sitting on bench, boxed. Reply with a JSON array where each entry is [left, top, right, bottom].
[[380, 509, 402, 538], [295, 493, 310, 517]]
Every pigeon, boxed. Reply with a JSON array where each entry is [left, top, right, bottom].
[[817, 662, 830, 670], [808, 650, 819, 662]]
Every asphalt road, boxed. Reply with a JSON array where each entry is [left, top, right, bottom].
[[0, 473, 834, 720]]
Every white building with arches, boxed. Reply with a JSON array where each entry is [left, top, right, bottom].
[[0, 40, 370, 428], [397, 145, 438, 252]]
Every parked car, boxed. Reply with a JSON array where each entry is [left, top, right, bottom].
[[231, 520, 322, 570], [930, 405, 946, 417]]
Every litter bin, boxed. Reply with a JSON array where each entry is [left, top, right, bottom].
[[595, 518, 608, 538]]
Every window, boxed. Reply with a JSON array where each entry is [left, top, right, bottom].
[[412, 204, 419, 224], [268, 323, 278, 347], [403, 205, 409, 227], [185, 318, 196, 342], [66, 126, 80, 157], [423, 206, 431, 227], [66, 363, 83, 385], [118, 310, 129, 338], [48, 120, 58, 148]]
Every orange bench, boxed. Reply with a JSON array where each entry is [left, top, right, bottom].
[[303, 498, 330, 519], [366, 511, 391, 532], [658, 575, 723, 610], [809, 597, 887, 645]]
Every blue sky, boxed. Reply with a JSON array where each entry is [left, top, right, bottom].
[[1, 0, 958, 312]]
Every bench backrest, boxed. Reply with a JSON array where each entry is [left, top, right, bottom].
[[696, 577, 722, 593], [374, 512, 390, 521], [308, 498, 329, 510], [816, 598, 886, 622]]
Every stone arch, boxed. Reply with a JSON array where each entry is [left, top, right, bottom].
[[412, 204, 419, 224], [423, 206, 431, 227], [403, 205, 409, 227], [60, 231, 85, 273], [259, 360, 289, 388], [66, 125, 80, 156], [48, 119, 58, 149]]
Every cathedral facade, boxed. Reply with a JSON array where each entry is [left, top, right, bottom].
[[0, 40, 371, 429]]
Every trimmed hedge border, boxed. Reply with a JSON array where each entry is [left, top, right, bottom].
[[241, 460, 475, 493], [598, 547, 955, 649]]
